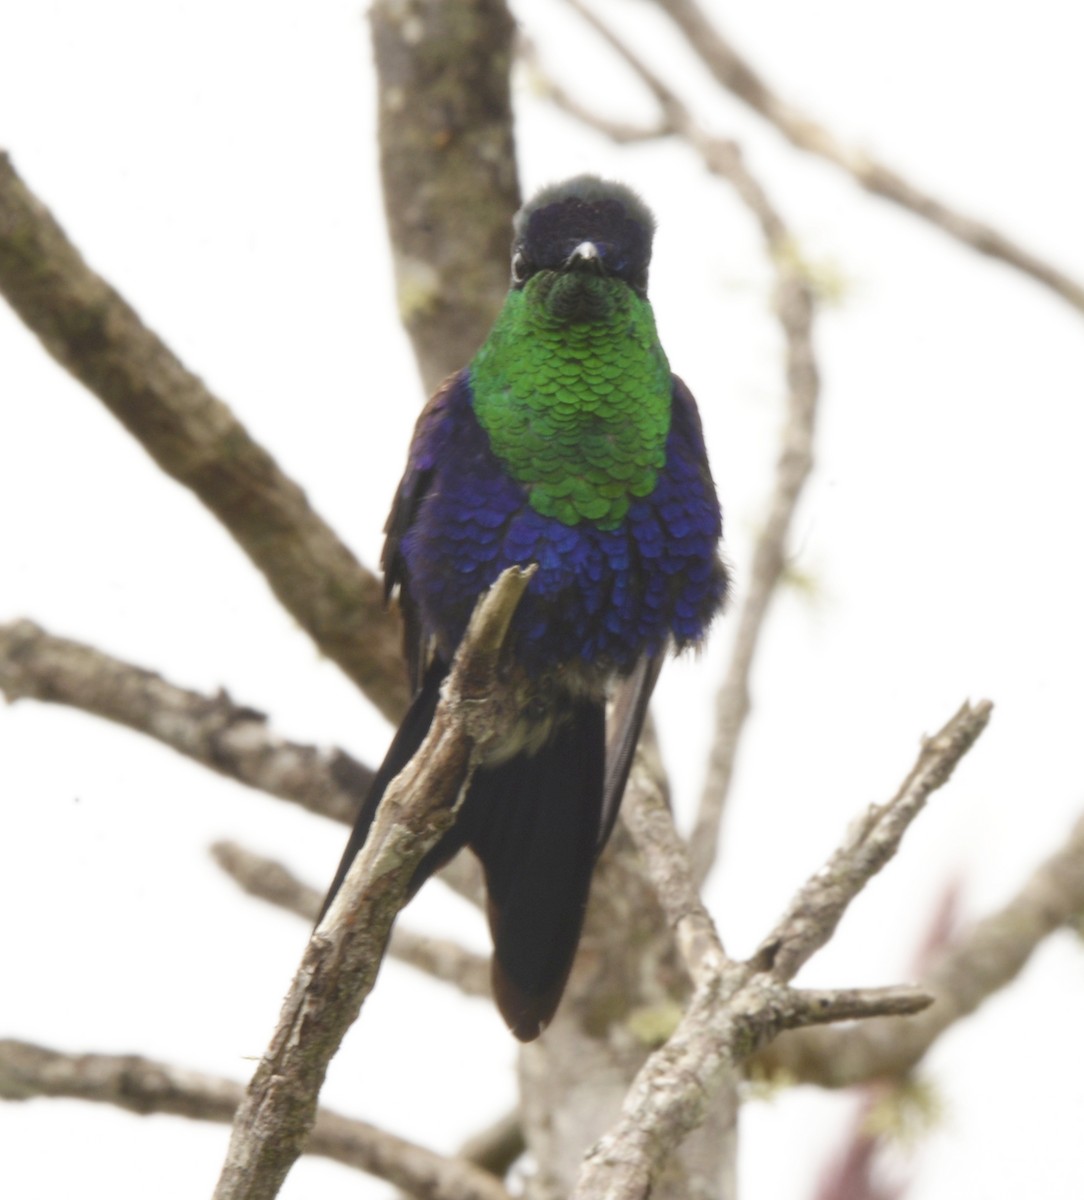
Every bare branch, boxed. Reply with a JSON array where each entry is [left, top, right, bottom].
[[212, 566, 534, 1200], [0, 1039, 509, 1200], [552, 2, 821, 884], [651, 0, 1084, 314], [0, 620, 370, 824], [457, 1111, 525, 1179], [211, 840, 325, 919], [758, 809, 1084, 1087], [759, 700, 993, 982], [521, 39, 669, 145], [211, 841, 492, 998], [0, 153, 407, 722], [690, 181, 818, 884], [0, 616, 489, 910], [395, 1111, 525, 1200], [571, 702, 989, 1199], [781, 986, 932, 1028], [619, 724, 727, 983]]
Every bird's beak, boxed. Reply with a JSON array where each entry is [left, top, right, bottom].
[[565, 241, 604, 272]]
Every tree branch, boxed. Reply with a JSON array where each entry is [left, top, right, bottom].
[[0, 153, 407, 722], [687, 158, 819, 886], [210, 840, 325, 920], [210, 840, 492, 998], [0, 616, 491, 910], [651, 0, 1084, 314], [456, 1111, 525, 1180], [0, 1039, 509, 1200], [571, 701, 989, 1199], [618, 723, 727, 983], [756, 808, 1084, 1087], [212, 566, 534, 1200], [759, 700, 993, 981], [521, 39, 669, 145], [0, 619, 371, 824]]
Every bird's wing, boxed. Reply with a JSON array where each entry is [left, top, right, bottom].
[[598, 371, 722, 848], [599, 649, 665, 850], [382, 370, 469, 693], [670, 372, 720, 500]]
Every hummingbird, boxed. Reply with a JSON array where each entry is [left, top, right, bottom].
[[321, 176, 728, 1040]]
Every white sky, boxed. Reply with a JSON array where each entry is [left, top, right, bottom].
[[2, 2, 1083, 1198]]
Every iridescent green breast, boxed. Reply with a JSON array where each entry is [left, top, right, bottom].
[[469, 276, 672, 530]]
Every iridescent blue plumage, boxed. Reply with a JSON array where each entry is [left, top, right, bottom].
[[322, 176, 728, 1040], [397, 369, 724, 675]]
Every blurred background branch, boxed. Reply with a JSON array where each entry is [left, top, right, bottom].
[[0, 1039, 510, 1200]]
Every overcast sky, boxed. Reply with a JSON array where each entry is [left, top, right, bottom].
[[2, 2, 1083, 1198]]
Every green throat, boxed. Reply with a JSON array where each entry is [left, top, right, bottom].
[[469, 274, 672, 529]]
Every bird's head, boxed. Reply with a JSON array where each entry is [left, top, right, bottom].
[[510, 176, 656, 322]]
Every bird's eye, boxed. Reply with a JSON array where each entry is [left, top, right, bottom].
[[511, 250, 530, 284]]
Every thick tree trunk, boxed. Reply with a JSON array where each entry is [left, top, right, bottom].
[[370, 0, 520, 393]]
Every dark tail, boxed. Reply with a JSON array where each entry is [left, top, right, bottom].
[[318, 672, 609, 1042], [464, 699, 606, 1040]]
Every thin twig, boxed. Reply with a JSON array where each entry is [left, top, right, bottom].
[[690, 180, 818, 885], [638, 0, 1084, 314], [570, 702, 988, 1199], [760, 700, 994, 982], [757, 808, 1084, 1087], [0, 153, 407, 721], [521, 38, 668, 144], [651, 0, 1084, 314], [210, 841, 326, 920], [211, 841, 492, 997], [619, 723, 727, 983], [552, 1, 821, 883], [0, 1039, 509, 1200], [212, 566, 533, 1200]]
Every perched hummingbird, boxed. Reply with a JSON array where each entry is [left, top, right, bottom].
[[321, 176, 728, 1040]]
